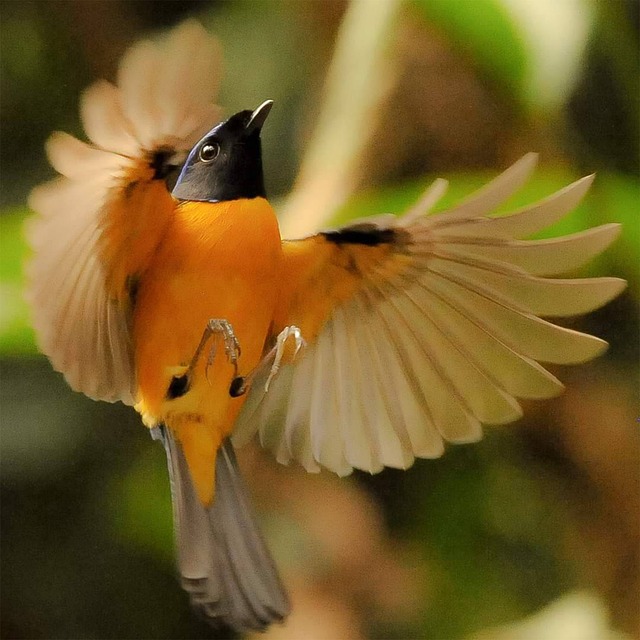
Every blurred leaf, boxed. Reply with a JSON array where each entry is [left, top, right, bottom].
[[466, 590, 631, 640], [409, 0, 528, 100], [592, 0, 640, 166], [498, 0, 595, 110], [1, 16, 44, 82], [593, 173, 640, 294], [0, 208, 35, 354], [0, 359, 96, 482], [409, 0, 595, 112], [107, 446, 174, 566], [410, 438, 571, 639]]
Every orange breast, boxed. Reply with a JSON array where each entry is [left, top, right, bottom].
[[132, 197, 282, 502]]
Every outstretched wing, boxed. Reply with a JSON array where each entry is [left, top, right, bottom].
[[26, 21, 222, 405], [233, 154, 626, 475]]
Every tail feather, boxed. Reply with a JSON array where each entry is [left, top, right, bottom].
[[154, 427, 290, 632]]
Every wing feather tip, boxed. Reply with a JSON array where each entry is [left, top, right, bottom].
[[547, 335, 610, 365], [585, 276, 627, 311], [485, 406, 524, 426], [608, 276, 627, 298], [586, 337, 610, 361], [414, 440, 446, 459], [603, 221, 623, 243], [520, 151, 539, 168], [442, 430, 484, 446]]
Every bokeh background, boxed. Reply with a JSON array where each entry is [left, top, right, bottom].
[[1, 1, 638, 639]]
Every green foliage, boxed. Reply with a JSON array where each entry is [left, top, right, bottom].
[[0, 208, 35, 354], [594, 173, 640, 293], [107, 446, 175, 566], [412, 440, 572, 637], [409, 0, 528, 100]]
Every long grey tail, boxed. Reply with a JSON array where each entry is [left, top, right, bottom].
[[153, 426, 290, 632]]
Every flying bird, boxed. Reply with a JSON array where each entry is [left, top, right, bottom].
[[26, 20, 626, 633]]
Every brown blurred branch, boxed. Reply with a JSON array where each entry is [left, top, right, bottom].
[[280, 0, 401, 238]]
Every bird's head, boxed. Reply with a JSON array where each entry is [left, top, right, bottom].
[[172, 100, 273, 203]]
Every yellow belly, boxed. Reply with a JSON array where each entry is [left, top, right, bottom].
[[133, 197, 282, 502]]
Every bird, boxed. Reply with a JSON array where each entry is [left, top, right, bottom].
[[26, 20, 626, 633]]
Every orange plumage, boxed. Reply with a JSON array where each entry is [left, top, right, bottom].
[[26, 20, 625, 633], [134, 197, 282, 503]]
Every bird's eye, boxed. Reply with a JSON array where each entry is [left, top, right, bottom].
[[199, 142, 220, 163]]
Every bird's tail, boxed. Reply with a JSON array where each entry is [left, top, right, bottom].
[[154, 426, 290, 632]]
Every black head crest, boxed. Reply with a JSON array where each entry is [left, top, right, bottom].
[[172, 100, 273, 203]]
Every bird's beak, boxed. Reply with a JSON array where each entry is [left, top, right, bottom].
[[245, 100, 273, 134]]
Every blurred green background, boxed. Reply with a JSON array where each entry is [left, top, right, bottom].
[[1, 1, 638, 639]]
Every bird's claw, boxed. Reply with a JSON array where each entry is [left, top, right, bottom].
[[226, 325, 304, 398], [265, 325, 305, 392], [204, 319, 241, 381]]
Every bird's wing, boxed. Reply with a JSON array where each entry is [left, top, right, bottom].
[[233, 154, 626, 475], [26, 21, 222, 405]]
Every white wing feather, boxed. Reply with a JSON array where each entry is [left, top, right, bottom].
[[233, 157, 625, 474], [27, 21, 222, 404]]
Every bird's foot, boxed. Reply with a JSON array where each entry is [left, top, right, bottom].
[[201, 319, 241, 381], [265, 326, 304, 391], [166, 319, 241, 399], [229, 326, 305, 397]]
